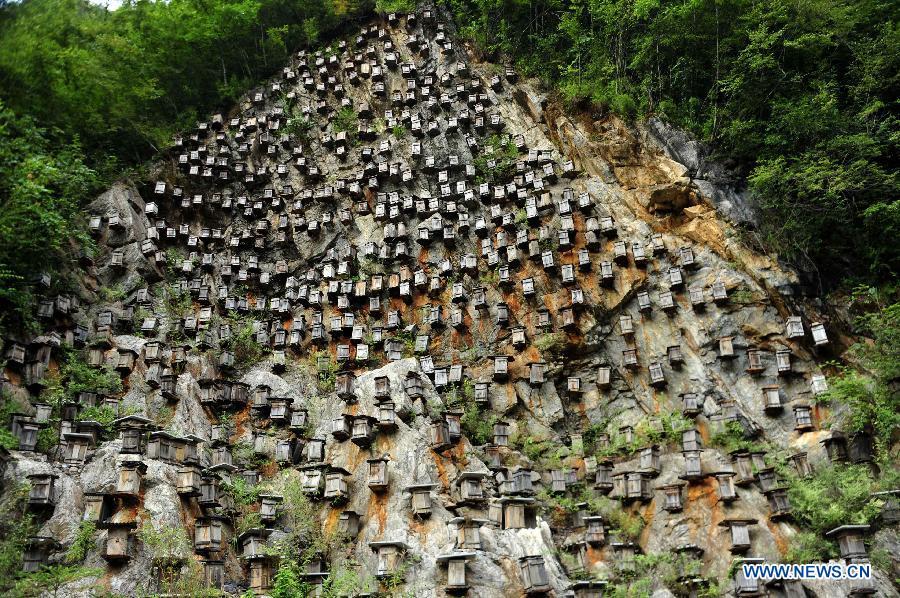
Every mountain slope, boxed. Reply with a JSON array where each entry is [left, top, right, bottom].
[[1, 4, 897, 597]]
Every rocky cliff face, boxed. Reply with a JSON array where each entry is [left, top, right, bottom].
[[1, 5, 896, 598]]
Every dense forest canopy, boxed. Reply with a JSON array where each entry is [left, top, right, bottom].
[[0, 0, 897, 332], [0, 0, 373, 160]]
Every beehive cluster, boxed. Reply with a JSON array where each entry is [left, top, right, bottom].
[[2, 5, 896, 598]]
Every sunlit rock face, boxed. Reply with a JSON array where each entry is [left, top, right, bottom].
[[2, 4, 895, 597]]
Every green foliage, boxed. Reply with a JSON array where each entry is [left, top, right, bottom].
[[77, 405, 117, 431], [375, 0, 416, 14], [444, 378, 474, 409], [0, 426, 17, 450], [282, 103, 315, 142], [236, 511, 264, 535], [606, 507, 645, 542], [783, 531, 836, 563], [97, 284, 126, 303], [658, 412, 693, 445], [65, 522, 96, 564], [461, 403, 496, 445], [332, 106, 358, 137], [265, 474, 333, 563], [151, 560, 219, 598], [0, 485, 96, 596], [137, 521, 193, 561], [36, 425, 58, 454], [0, 0, 364, 160], [516, 434, 553, 463], [0, 104, 99, 333], [320, 563, 372, 597], [223, 476, 262, 507], [271, 561, 311, 598], [270, 559, 369, 598], [602, 550, 722, 597], [232, 440, 270, 469], [392, 329, 416, 358], [533, 332, 567, 356], [224, 314, 266, 370], [9, 565, 101, 598], [444, 0, 900, 285], [473, 134, 517, 182], [50, 348, 122, 405], [816, 299, 900, 452], [0, 390, 30, 449], [869, 547, 892, 573], [786, 464, 881, 535], [0, 482, 36, 593], [594, 416, 692, 459], [310, 350, 338, 391], [708, 420, 764, 454]]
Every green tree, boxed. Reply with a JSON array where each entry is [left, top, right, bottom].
[[0, 104, 99, 332]]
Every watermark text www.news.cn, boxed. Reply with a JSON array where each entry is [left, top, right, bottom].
[[742, 563, 871, 580]]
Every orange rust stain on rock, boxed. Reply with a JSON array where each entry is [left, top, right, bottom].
[[585, 545, 604, 569], [232, 403, 251, 440], [638, 502, 656, 547], [575, 401, 587, 419], [765, 520, 790, 556], [4, 369, 21, 386], [260, 461, 279, 478], [505, 290, 522, 317], [324, 507, 341, 535], [376, 435, 392, 454], [408, 517, 429, 546], [411, 289, 430, 311], [366, 492, 388, 537], [696, 420, 710, 444], [686, 478, 719, 514], [432, 452, 450, 489], [811, 403, 827, 427], [452, 441, 470, 467]]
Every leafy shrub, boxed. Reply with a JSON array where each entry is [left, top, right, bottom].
[[0, 105, 99, 334], [43, 349, 122, 405], [534, 332, 567, 356], [473, 134, 517, 182], [461, 403, 496, 445], [137, 521, 192, 561], [0, 482, 35, 591], [223, 476, 261, 507], [787, 464, 880, 535], [78, 406, 117, 431], [332, 107, 358, 137], [65, 522, 97, 564], [709, 420, 764, 454], [818, 300, 900, 452], [783, 531, 836, 563], [375, 0, 416, 14], [224, 314, 265, 370]]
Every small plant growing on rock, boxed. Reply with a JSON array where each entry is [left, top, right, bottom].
[[224, 314, 266, 370], [65, 522, 97, 564], [460, 403, 496, 445], [332, 106, 358, 138], [534, 332, 567, 357], [786, 463, 880, 534]]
